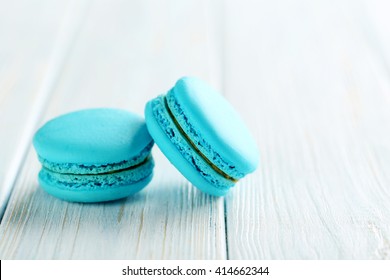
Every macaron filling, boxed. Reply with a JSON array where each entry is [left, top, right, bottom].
[[39, 156, 154, 190], [38, 141, 154, 175], [166, 89, 245, 180], [164, 96, 238, 183], [150, 96, 236, 189]]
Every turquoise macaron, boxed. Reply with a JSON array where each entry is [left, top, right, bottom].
[[145, 77, 259, 196], [33, 108, 154, 203]]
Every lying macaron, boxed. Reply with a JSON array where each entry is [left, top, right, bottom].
[[145, 77, 259, 196], [33, 108, 154, 203]]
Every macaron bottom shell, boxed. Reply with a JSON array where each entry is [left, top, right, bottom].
[[38, 157, 154, 203], [145, 100, 231, 196], [39, 173, 153, 203]]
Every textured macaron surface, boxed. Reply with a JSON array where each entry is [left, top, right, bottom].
[[39, 157, 154, 190], [148, 97, 234, 190], [33, 108, 153, 168], [167, 77, 259, 178]]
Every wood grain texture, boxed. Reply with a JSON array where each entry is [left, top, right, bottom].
[[0, 0, 226, 259], [1, 0, 390, 260], [0, 0, 77, 218], [224, 0, 390, 259]]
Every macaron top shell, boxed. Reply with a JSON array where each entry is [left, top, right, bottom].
[[33, 108, 153, 165], [169, 77, 259, 175]]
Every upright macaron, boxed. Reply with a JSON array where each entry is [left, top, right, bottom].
[[33, 108, 154, 202], [145, 77, 259, 196]]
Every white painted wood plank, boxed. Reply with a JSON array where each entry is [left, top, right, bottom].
[[0, 0, 226, 259], [0, 0, 81, 217], [224, 0, 390, 259], [355, 0, 390, 69]]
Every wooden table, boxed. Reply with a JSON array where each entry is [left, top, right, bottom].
[[1, 0, 390, 259]]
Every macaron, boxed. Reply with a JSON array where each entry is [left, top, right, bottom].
[[33, 108, 154, 203], [145, 77, 259, 196]]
